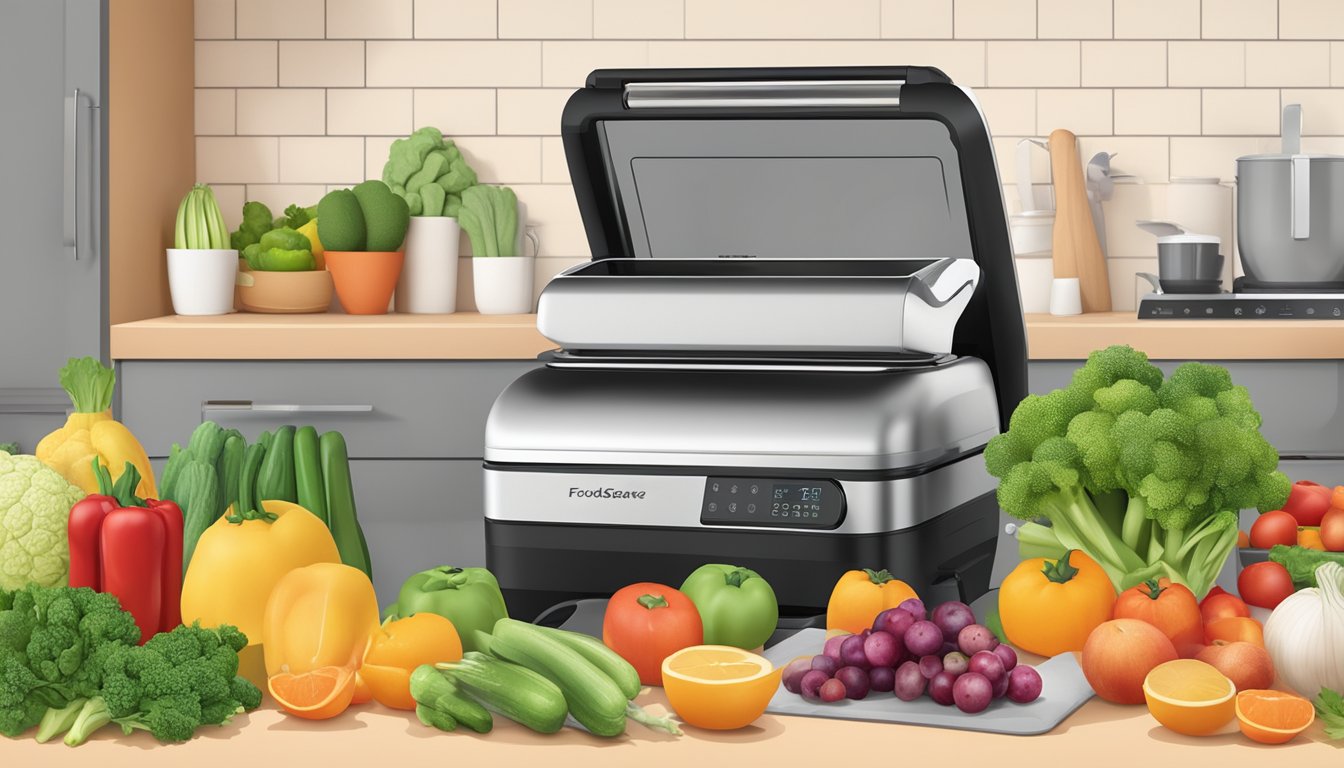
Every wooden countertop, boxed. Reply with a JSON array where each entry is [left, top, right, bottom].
[[109, 312, 554, 361], [15, 687, 1336, 767], [109, 311, 1344, 362]]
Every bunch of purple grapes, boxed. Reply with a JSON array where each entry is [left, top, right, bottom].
[[782, 598, 1043, 714]]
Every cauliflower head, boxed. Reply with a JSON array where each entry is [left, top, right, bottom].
[[0, 451, 82, 590]]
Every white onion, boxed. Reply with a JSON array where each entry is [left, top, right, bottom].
[[1263, 561, 1344, 697]]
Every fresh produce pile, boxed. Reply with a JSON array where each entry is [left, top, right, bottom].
[[782, 597, 1043, 714], [0, 583, 260, 745], [173, 184, 229, 251], [230, 201, 322, 272], [987, 345, 1289, 598], [0, 450, 84, 591]]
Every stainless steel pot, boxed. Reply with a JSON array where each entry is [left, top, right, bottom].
[[1237, 104, 1344, 285]]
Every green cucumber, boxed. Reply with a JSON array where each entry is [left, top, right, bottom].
[[535, 627, 642, 700], [321, 431, 371, 577], [256, 425, 297, 503], [409, 666, 492, 734], [179, 461, 220, 573], [216, 432, 245, 520], [293, 426, 326, 525], [491, 619, 629, 737], [438, 652, 566, 734], [186, 421, 225, 465], [159, 443, 185, 502], [232, 441, 266, 519], [416, 704, 457, 732]]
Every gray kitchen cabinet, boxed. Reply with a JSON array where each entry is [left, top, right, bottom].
[[121, 359, 540, 605], [0, 0, 105, 451]]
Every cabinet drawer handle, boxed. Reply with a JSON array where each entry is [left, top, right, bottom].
[[201, 401, 375, 419]]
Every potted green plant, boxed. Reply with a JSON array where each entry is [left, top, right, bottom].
[[460, 184, 537, 315], [167, 184, 237, 315], [229, 201, 332, 313], [317, 181, 411, 315], [383, 127, 478, 314]]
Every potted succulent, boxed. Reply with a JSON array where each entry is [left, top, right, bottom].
[[383, 127, 478, 314], [460, 184, 537, 315], [167, 184, 237, 315], [229, 201, 332, 313], [317, 181, 411, 315]]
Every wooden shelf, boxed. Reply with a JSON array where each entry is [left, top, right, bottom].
[[1025, 312, 1344, 360]]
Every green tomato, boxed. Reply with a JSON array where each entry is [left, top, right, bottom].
[[679, 564, 778, 649]]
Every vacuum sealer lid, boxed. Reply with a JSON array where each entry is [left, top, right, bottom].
[[559, 66, 1028, 431]]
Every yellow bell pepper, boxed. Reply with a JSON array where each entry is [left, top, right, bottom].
[[262, 562, 379, 678], [36, 357, 155, 498], [296, 218, 324, 270]]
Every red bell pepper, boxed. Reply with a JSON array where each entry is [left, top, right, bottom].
[[67, 459, 183, 644]]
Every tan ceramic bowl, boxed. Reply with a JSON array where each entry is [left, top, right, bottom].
[[236, 266, 333, 314]]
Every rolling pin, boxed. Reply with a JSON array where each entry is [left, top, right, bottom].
[[1048, 128, 1111, 313]]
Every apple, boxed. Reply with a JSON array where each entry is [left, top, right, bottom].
[[1081, 619, 1179, 705], [1195, 640, 1275, 692]]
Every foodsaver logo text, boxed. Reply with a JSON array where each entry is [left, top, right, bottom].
[[568, 487, 648, 500]]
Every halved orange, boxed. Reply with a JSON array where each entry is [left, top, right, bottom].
[[1236, 689, 1315, 744], [661, 645, 782, 730], [361, 613, 463, 710], [268, 665, 356, 720], [1143, 659, 1236, 736]]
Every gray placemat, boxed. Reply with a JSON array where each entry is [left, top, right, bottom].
[[762, 628, 1094, 736]]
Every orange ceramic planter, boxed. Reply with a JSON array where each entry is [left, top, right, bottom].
[[325, 250, 404, 315]]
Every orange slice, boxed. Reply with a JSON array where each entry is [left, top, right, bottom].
[[1143, 659, 1236, 736], [268, 665, 356, 720], [661, 645, 782, 730], [361, 613, 463, 711], [1236, 689, 1315, 744]]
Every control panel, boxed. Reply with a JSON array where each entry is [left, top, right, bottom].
[[699, 477, 845, 529], [1139, 296, 1344, 320]]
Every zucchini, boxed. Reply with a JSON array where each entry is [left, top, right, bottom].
[[232, 441, 266, 519], [256, 425, 297, 503], [179, 461, 220, 573], [321, 431, 371, 577], [535, 626, 642, 700], [438, 652, 566, 734], [416, 704, 457, 733], [187, 420, 227, 467], [491, 619, 629, 737], [159, 443, 185, 502], [216, 432, 246, 520], [409, 666, 492, 734], [293, 426, 327, 525]]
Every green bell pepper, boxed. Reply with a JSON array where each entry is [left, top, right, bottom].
[[679, 564, 779, 650], [386, 566, 509, 653]]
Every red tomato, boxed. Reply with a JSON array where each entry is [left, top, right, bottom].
[[602, 582, 703, 686], [1322, 507, 1344, 552], [1200, 591, 1250, 626], [1237, 561, 1295, 610], [1112, 578, 1204, 656], [1249, 510, 1301, 549], [1283, 480, 1332, 527]]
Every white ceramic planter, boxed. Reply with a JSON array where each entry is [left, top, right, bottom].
[[396, 216, 461, 314], [166, 248, 238, 315], [473, 255, 535, 314]]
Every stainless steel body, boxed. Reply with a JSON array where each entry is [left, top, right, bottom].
[[537, 257, 979, 356], [484, 357, 1000, 474], [1237, 104, 1344, 285]]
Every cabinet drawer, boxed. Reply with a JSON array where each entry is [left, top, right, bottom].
[[352, 459, 485, 605], [120, 361, 538, 459]]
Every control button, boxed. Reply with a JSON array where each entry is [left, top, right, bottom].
[[747, 503, 756, 513], [728, 502, 737, 513], [749, 485, 759, 495], [1183, 307, 1191, 315], [1233, 307, 1243, 316], [1335, 307, 1342, 318], [707, 502, 718, 513], [711, 483, 720, 492], [1255, 305, 1267, 316], [1307, 307, 1316, 315], [729, 484, 738, 495], [1205, 307, 1214, 315]]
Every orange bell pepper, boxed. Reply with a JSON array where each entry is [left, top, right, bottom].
[[262, 562, 380, 678], [825, 568, 919, 633]]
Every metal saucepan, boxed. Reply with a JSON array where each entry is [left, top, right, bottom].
[[1136, 220, 1224, 294]]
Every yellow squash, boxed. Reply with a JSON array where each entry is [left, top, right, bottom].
[[36, 357, 155, 498], [262, 562, 379, 678]]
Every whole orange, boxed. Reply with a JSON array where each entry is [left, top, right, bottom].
[[361, 613, 463, 710], [1195, 640, 1275, 692], [1081, 619, 1179, 705]]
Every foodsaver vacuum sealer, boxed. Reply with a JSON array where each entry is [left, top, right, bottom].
[[483, 67, 1028, 621]]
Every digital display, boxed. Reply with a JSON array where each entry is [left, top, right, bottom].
[[700, 477, 845, 529]]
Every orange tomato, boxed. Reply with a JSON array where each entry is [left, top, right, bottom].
[[1200, 591, 1250, 626], [825, 568, 918, 634], [1113, 578, 1204, 657], [1204, 616, 1265, 648], [1298, 527, 1326, 551], [603, 582, 703, 686], [361, 613, 463, 710], [1321, 507, 1344, 552], [1332, 485, 1344, 512]]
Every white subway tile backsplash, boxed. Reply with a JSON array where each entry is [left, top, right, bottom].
[[237, 89, 326, 135], [595, 0, 683, 38], [1279, 0, 1344, 40], [497, 90, 572, 135], [1037, 0, 1112, 39], [367, 41, 542, 87], [279, 137, 365, 184], [685, 0, 880, 39], [1115, 0, 1200, 39], [1283, 90, 1344, 135], [279, 41, 365, 87], [541, 137, 570, 183], [542, 41, 650, 87], [413, 90, 497, 136], [500, 0, 593, 39], [241, 184, 329, 214], [365, 136, 396, 182], [1038, 89, 1112, 135], [195, 0, 235, 39], [1202, 89, 1279, 135], [976, 90, 1037, 136], [327, 89, 414, 136], [1170, 136, 1278, 180], [197, 137, 279, 184], [236, 0, 323, 39], [459, 137, 543, 184], [988, 42, 1081, 87], [327, 0, 413, 39], [1114, 89, 1201, 135], [881, 0, 953, 38], [1201, 0, 1276, 38], [196, 41, 277, 87], [210, 185, 247, 231], [1246, 42, 1331, 87], [195, 89, 236, 135], [1168, 42, 1244, 87], [1081, 42, 1166, 87], [954, 0, 1036, 39], [507, 184, 589, 256], [414, 0, 498, 38], [646, 40, 986, 85]]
